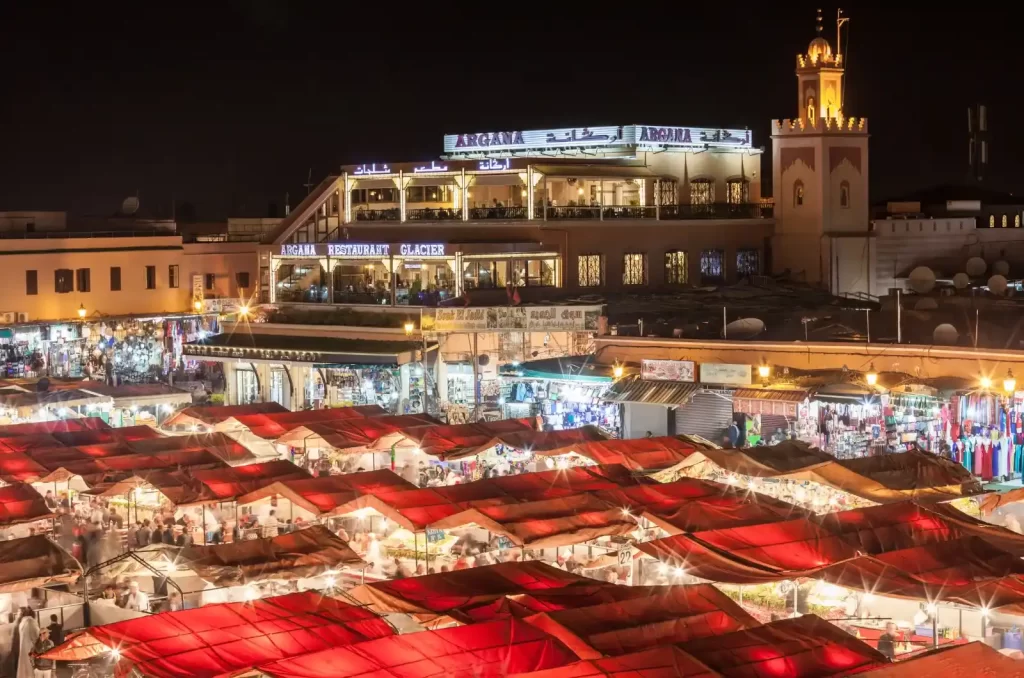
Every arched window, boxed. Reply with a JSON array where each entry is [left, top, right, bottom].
[[1017, 214, 1022, 228], [726, 179, 749, 205], [689, 178, 715, 206], [793, 181, 805, 207], [1003, 214, 1009, 228], [839, 181, 850, 208], [989, 215, 996, 228]]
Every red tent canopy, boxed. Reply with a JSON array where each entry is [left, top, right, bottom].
[[0, 483, 55, 525], [236, 471, 418, 515], [399, 419, 535, 460], [0, 453, 52, 482], [860, 641, 1024, 676], [523, 584, 758, 659], [256, 618, 577, 678], [165, 402, 290, 427], [127, 433, 256, 464], [187, 461, 312, 503], [0, 418, 110, 436], [348, 561, 596, 621], [181, 525, 364, 586], [42, 591, 394, 678], [50, 426, 163, 445], [570, 436, 701, 471], [678, 614, 886, 677], [498, 426, 610, 456], [509, 645, 718, 678]]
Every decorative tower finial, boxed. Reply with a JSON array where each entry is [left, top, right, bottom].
[[816, 8, 823, 34]]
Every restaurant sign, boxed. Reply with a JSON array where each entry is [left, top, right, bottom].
[[700, 362, 752, 386], [278, 243, 446, 258], [421, 305, 602, 333], [444, 124, 753, 154], [640, 359, 695, 383]]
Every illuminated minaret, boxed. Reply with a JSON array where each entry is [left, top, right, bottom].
[[771, 8, 869, 292]]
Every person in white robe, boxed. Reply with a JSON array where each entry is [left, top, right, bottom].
[[15, 610, 39, 678]]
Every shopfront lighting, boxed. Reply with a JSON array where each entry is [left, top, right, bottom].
[[758, 364, 771, 379], [981, 376, 993, 390], [1005, 369, 1016, 395], [404, 321, 415, 335], [865, 364, 878, 386], [77, 304, 87, 319], [520, 189, 527, 197], [925, 602, 937, 614], [613, 365, 624, 379], [577, 187, 584, 196], [238, 305, 250, 318], [193, 300, 203, 312]]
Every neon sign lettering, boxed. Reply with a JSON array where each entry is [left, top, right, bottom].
[[353, 163, 391, 175], [477, 159, 511, 171], [399, 243, 445, 256], [413, 161, 449, 173], [327, 243, 390, 257]]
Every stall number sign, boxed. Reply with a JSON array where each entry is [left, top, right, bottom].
[[641, 359, 695, 382], [425, 528, 446, 544]]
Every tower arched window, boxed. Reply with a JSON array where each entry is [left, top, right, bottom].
[[989, 215, 996, 228], [1003, 214, 1009, 228], [793, 181, 805, 207], [839, 181, 850, 208], [1017, 214, 1022, 228]]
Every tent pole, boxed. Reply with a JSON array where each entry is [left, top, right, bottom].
[[414, 531, 418, 570], [932, 608, 938, 649]]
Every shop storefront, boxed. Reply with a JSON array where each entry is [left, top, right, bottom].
[[807, 384, 884, 458], [731, 387, 810, 446], [182, 330, 432, 414], [0, 315, 218, 385], [498, 357, 621, 433], [885, 387, 944, 453]]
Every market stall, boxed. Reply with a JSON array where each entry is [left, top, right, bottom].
[[499, 356, 622, 434]]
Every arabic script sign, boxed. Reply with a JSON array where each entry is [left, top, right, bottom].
[[641, 359, 695, 383], [421, 305, 602, 333], [444, 124, 753, 153]]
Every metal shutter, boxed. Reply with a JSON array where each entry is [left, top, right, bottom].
[[675, 391, 734, 442]]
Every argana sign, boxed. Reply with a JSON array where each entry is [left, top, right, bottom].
[[278, 243, 446, 258], [421, 305, 602, 333], [443, 124, 752, 154]]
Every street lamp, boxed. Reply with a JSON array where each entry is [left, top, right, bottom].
[[865, 363, 878, 387], [193, 300, 203, 313], [77, 304, 87, 319], [404, 321, 415, 335], [758, 364, 771, 379]]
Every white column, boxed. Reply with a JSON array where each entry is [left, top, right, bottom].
[[398, 170, 406, 222], [461, 168, 469, 221], [342, 173, 351, 223]]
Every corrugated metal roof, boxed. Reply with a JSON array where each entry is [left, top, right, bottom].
[[732, 388, 808, 402], [603, 375, 699, 405]]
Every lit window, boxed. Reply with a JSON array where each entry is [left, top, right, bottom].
[[1017, 214, 1022, 228], [989, 215, 996, 228], [839, 181, 850, 208], [665, 250, 687, 284], [726, 180, 749, 205], [690, 179, 715, 206], [736, 249, 760, 275], [700, 249, 725, 283], [1002, 214, 1009, 228], [794, 181, 805, 207], [578, 254, 602, 287], [623, 253, 647, 285]]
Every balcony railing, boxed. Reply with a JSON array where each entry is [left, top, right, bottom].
[[659, 203, 772, 219], [603, 205, 658, 219], [353, 208, 401, 221], [406, 207, 462, 221], [547, 206, 603, 220], [468, 206, 528, 220]]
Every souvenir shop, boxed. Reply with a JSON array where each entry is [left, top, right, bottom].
[[730, 388, 810, 447], [949, 390, 1022, 481], [884, 388, 944, 453], [304, 364, 422, 413], [806, 384, 885, 458], [500, 376, 620, 433], [0, 315, 218, 384]]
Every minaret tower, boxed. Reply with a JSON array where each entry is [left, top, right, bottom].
[[771, 8, 869, 291]]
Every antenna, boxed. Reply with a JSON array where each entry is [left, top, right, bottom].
[[968, 104, 989, 182], [836, 9, 850, 112], [303, 168, 314, 195]]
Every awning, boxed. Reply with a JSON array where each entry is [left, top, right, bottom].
[[0, 534, 81, 592], [183, 332, 432, 366], [500, 356, 620, 383], [533, 164, 662, 179], [79, 382, 193, 408], [731, 388, 808, 402], [603, 375, 700, 406]]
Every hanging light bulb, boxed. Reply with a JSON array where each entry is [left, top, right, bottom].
[[980, 376, 993, 390], [77, 304, 87, 319], [758, 364, 771, 379], [613, 365, 624, 379], [1005, 369, 1016, 395], [865, 363, 878, 386]]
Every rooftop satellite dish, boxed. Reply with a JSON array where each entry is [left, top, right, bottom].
[[933, 323, 959, 345], [121, 196, 140, 215], [966, 256, 987, 277], [914, 297, 938, 311], [723, 317, 765, 339], [908, 266, 936, 294], [994, 260, 1011, 276], [989, 274, 1008, 295], [953, 272, 970, 290]]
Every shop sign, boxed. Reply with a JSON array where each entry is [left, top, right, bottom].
[[641, 359, 695, 382], [329, 243, 390, 257], [444, 126, 626, 153], [398, 243, 445, 257], [280, 243, 320, 257], [635, 125, 752, 149], [421, 305, 602, 333], [699, 363, 752, 386]]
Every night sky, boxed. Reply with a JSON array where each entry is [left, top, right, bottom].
[[1, 4, 1019, 220]]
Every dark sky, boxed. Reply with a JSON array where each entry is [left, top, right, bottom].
[[1, 4, 1020, 219]]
